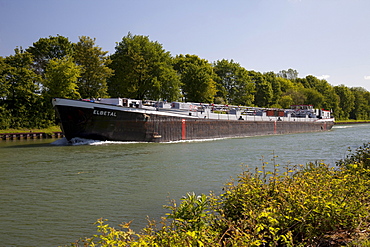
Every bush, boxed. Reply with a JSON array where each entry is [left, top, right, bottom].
[[219, 163, 370, 246], [337, 143, 370, 169]]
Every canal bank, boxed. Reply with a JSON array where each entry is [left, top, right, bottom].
[[335, 121, 370, 124], [0, 131, 64, 140]]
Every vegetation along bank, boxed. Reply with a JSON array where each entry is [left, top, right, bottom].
[[2, 33, 370, 132], [0, 126, 63, 140]]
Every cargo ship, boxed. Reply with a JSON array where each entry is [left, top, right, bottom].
[[52, 98, 335, 143]]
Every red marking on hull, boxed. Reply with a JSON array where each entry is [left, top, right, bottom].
[[182, 119, 186, 140]]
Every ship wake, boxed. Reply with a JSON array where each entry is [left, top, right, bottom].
[[50, 137, 143, 146]]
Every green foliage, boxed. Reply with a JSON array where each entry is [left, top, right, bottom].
[[0, 125, 60, 134], [108, 33, 181, 101], [165, 192, 212, 233], [74, 36, 113, 99], [283, 89, 306, 106], [337, 142, 370, 170], [276, 76, 299, 93], [43, 56, 81, 99], [264, 72, 282, 104], [0, 106, 11, 129], [334, 84, 355, 120], [322, 87, 340, 119], [0, 56, 9, 98], [213, 59, 255, 105], [1, 48, 43, 128], [249, 71, 273, 107], [220, 163, 370, 246], [277, 95, 294, 109], [350, 87, 370, 120], [302, 87, 324, 107], [277, 69, 298, 80], [0, 56, 10, 129], [67, 145, 370, 246], [173, 54, 217, 103], [27, 35, 73, 76]]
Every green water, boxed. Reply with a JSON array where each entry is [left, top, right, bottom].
[[0, 124, 369, 246]]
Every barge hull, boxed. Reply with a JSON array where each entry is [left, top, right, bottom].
[[54, 101, 334, 143]]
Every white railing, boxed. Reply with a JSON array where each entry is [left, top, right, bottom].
[[204, 112, 319, 122]]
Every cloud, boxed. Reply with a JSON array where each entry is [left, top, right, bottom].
[[364, 76, 370, 80], [317, 75, 330, 80]]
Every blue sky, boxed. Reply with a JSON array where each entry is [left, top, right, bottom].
[[1, 0, 370, 90]]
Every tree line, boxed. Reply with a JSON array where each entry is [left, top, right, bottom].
[[1, 33, 369, 129]]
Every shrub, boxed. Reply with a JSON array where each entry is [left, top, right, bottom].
[[337, 142, 370, 169], [219, 163, 370, 246]]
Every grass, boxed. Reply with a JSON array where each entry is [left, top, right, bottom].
[[335, 119, 370, 123], [0, 126, 61, 134]]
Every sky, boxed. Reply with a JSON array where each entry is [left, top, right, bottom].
[[1, 0, 370, 90]]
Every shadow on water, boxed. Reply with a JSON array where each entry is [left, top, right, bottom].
[[0, 140, 60, 148], [1, 142, 61, 148], [0, 137, 144, 148], [0, 138, 232, 151]]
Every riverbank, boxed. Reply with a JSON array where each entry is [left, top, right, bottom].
[[0, 131, 64, 140], [0, 126, 63, 140], [335, 120, 370, 124]]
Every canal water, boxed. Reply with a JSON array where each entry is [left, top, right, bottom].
[[1, 124, 369, 246]]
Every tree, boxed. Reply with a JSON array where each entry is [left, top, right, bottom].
[[2, 48, 41, 128], [299, 75, 313, 88], [334, 85, 355, 120], [43, 56, 81, 99], [283, 89, 306, 106], [321, 87, 340, 118], [27, 35, 73, 77], [278, 95, 294, 109], [173, 54, 217, 103], [350, 87, 369, 120], [74, 36, 113, 98], [213, 59, 254, 105], [264, 72, 282, 105], [310, 78, 339, 117], [363, 91, 370, 118], [0, 56, 9, 100], [277, 68, 298, 80], [108, 33, 181, 101], [249, 71, 273, 107], [276, 77, 299, 93], [153, 65, 182, 102], [302, 87, 324, 107], [0, 56, 11, 128]]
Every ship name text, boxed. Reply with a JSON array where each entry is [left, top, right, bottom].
[[93, 109, 117, 117]]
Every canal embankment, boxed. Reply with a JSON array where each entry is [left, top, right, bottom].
[[335, 120, 370, 124], [0, 131, 64, 140]]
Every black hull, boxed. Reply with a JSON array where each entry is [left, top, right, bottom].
[[54, 99, 334, 143]]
